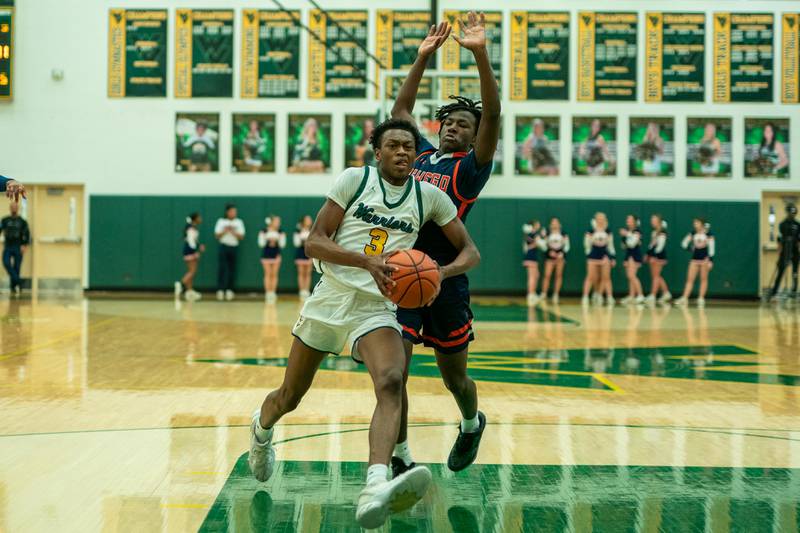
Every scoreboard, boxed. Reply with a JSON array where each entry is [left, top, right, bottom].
[[0, 0, 12, 100]]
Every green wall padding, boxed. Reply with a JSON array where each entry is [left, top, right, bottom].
[[89, 196, 759, 297]]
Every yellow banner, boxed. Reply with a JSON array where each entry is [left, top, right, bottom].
[[713, 12, 731, 103], [509, 11, 527, 101], [174, 9, 192, 98], [577, 11, 595, 101], [108, 9, 126, 98], [240, 9, 258, 98], [644, 12, 663, 102], [375, 10, 393, 99], [783, 13, 799, 103], [440, 11, 461, 98], [308, 10, 326, 98]]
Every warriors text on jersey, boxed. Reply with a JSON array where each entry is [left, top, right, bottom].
[[409, 137, 492, 266], [320, 166, 457, 297]]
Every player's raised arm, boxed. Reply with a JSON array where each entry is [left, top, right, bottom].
[[305, 199, 396, 297], [391, 22, 451, 125], [454, 12, 500, 166], [0, 175, 26, 201]]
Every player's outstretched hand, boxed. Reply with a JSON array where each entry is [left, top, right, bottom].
[[418, 21, 451, 58], [5, 180, 26, 202], [453, 11, 486, 51], [365, 254, 397, 298]]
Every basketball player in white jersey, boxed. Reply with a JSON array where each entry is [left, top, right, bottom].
[[247, 119, 480, 529]]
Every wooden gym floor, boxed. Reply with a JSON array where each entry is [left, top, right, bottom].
[[0, 295, 799, 532]]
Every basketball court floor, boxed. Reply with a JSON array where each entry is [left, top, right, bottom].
[[1, 295, 799, 532]]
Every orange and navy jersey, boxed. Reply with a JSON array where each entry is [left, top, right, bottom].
[[410, 137, 492, 265]]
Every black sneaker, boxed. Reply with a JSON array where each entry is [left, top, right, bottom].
[[447, 411, 486, 472], [390, 456, 416, 479]]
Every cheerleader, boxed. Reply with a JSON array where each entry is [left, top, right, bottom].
[[582, 212, 616, 306], [644, 214, 672, 304], [675, 218, 715, 307], [294, 215, 313, 299], [258, 215, 286, 303], [619, 215, 645, 305], [522, 220, 544, 305], [175, 213, 204, 301], [539, 217, 570, 304]]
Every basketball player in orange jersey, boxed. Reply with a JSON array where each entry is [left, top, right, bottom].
[[247, 119, 480, 529], [390, 13, 501, 476]]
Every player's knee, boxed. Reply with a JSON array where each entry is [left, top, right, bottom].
[[374, 367, 404, 399], [443, 372, 472, 397]]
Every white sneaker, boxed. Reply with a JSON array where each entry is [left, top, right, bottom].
[[526, 293, 538, 306], [645, 294, 656, 305], [659, 292, 673, 304], [266, 292, 277, 303], [674, 297, 688, 306], [174, 281, 182, 298], [299, 289, 310, 300], [355, 465, 432, 529], [621, 296, 633, 305], [634, 295, 646, 305], [581, 296, 590, 307], [696, 298, 705, 308], [186, 290, 202, 301], [552, 294, 559, 305], [225, 290, 234, 301], [248, 411, 276, 483], [216, 290, 224, 301], [592, 293, 603, 306], [606, 296, 616, 306]]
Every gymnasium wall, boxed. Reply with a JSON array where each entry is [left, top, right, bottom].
[[0, 0, 793, 292], [90, 196, 758, 296]]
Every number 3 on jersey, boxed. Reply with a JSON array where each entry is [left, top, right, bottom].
[[364, 228, 389, 256]]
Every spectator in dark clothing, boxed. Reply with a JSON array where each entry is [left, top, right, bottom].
[[2, 202, 31, 295]]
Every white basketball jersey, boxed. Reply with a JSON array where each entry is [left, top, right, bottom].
[[318, 166, 430, 296]]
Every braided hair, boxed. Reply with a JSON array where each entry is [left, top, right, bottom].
[[435, 95, 482, 132]]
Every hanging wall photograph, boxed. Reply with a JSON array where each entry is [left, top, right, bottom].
[[744, 118, 790, 178], [175, 113, 219, 172], [629, 117, 675, 177], [686, 117, 732, 178], [515, 116, 560, 176], [287, 114, 331, 174], [232, 114, 276, 173], [572, 117, 617, 176]]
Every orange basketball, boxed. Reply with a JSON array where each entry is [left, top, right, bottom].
[[386, 250, 440, 309]]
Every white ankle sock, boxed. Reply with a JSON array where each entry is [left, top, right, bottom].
[[393, 441, 414, 466], [254, 419, 273, 444], [461, 414, 480, 433], [366, 464, 389, 486]]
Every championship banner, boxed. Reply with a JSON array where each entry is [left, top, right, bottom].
[[577, 12, 638, 101], [0, 1, 13, 100], [510, 12, 569, 101], [375, 10, 431, 99], [308, 10, 368, 99], [241, 10, 300, 98], [441, 10, 502, 100], [174, 9, 234, 98], [108, 9, 167, 98], [645, 13, 705, 102], [782, 14, 799, 104], [713, 13, 773, 103]]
